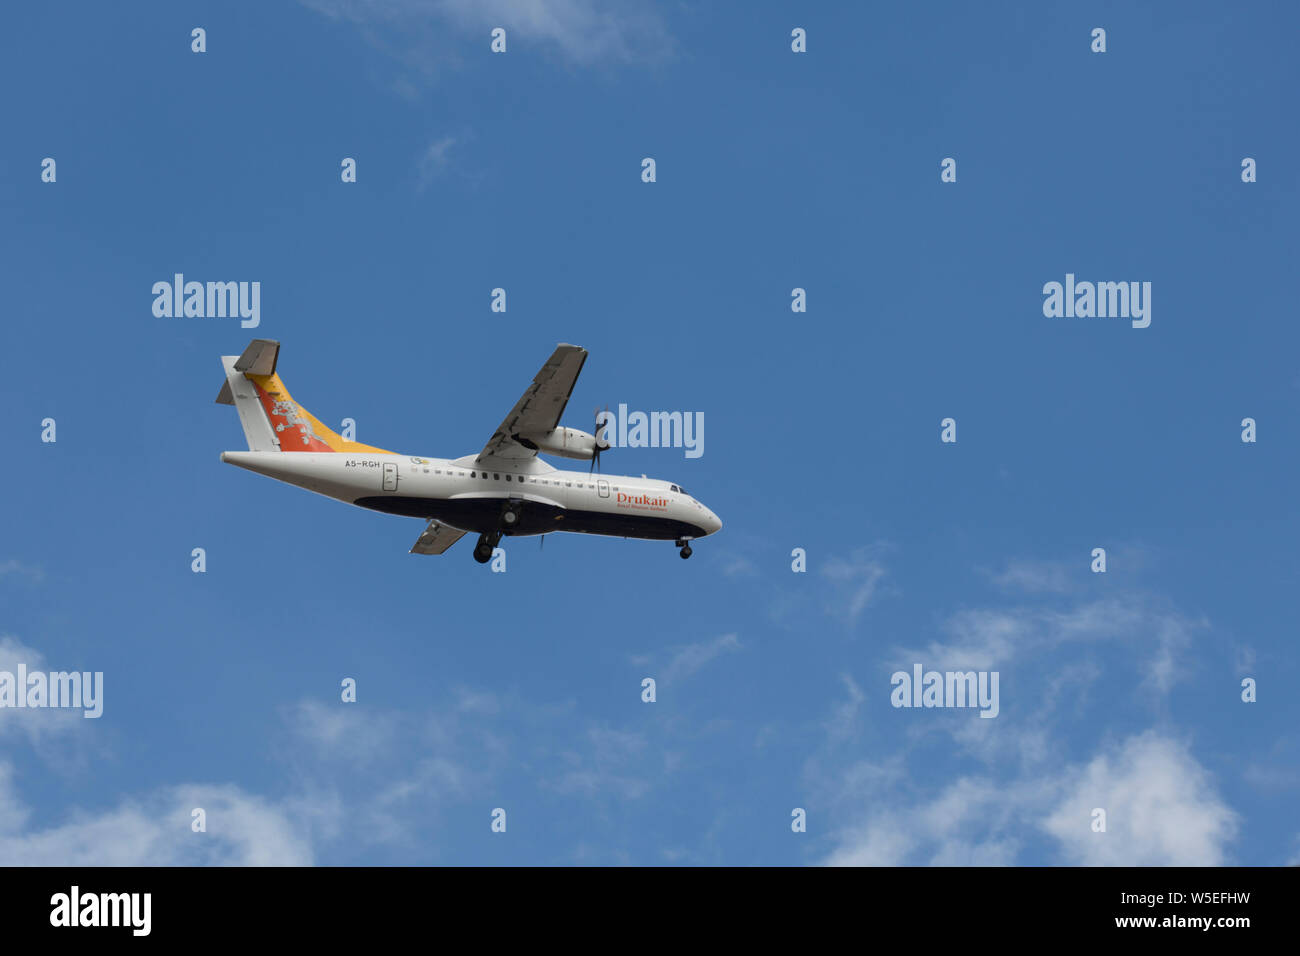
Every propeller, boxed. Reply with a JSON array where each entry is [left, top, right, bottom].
[[590, 405, 611, 474]]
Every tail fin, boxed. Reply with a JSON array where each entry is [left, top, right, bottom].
[[216, 339, 392, 454]]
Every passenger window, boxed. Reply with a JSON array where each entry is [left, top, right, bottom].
[[470, 471, 476, 478]]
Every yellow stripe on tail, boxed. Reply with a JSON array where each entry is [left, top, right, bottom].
[[217, 339, 393, 454]]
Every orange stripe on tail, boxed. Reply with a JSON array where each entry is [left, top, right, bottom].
[[246, 372, 393, 454]]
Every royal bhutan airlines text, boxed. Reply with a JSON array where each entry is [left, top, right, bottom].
[[618, 493, 669, 510]]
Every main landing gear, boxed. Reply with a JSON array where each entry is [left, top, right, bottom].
[[474, 530, 500, 564], [676, 537, 693, 560], [474, 501, 523, 564]]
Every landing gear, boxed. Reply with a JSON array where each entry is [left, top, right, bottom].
[[474, 530, 501, 564], [679, 545, 692, 559], [474, 502, 523, 565]]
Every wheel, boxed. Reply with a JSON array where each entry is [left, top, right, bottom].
[[474, 543, 493, 564], [679, 546, 692, 559]]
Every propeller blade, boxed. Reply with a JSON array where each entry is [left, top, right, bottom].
[[592, 404, 610, 475]]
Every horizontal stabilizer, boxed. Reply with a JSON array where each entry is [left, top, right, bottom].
[[410, 520, 467, 555], [233, 338, 280, 377]]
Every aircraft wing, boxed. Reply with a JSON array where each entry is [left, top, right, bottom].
[[477, 344, 588, 463], [409, 519, 468, 555]]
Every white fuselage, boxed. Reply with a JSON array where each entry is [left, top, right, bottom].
[[221, 450, 722, 542]]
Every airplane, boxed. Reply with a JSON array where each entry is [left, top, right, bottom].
[[216, 339, 722, 563]]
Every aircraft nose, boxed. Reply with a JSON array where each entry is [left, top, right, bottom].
[[707, 510, 722, 535]]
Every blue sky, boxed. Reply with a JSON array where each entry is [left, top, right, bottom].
[[1, 0, 1297, 865]]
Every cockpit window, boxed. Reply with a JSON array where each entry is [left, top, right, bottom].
[[676, 485, 688, 496], [670, 484, 679, 493]]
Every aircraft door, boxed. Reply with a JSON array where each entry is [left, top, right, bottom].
[[382, 462, 398, 491], [597, 479, 609, 498]]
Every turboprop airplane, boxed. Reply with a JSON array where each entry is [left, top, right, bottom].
[[216, 339, 722, 563]]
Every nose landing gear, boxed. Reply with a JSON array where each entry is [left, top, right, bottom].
[[675, 538, 693, 560]]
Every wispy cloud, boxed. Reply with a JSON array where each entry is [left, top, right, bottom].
[[417, 134, 463, 189], [890, 596, 1206, 696], [806, 554, 1243, 866], [719, 553, 758, 578], [0, 763, 319, 865], [0, 561, 44, 585], [550, 727, 650, 801], [987, 558, 1073, 594], [821, 545, 891, 624], [433, 0, 673, 63], [299, 0, 673, 88], [660, 633, 741, 684], [823, 674, 864, 744]]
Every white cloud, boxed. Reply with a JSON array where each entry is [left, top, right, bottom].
[[813, 562, 1239, 867], [820, 732, 1238, 866], [0, 636, 92, 748], [1042, 732, 1239, 865], [821, 816, 914, 866], [0, 764, 317, 865], [891, 596, 1204, 697], [286, 698, 398, 759], [300, 0, 672, 68], [435, 0, 672, 63]]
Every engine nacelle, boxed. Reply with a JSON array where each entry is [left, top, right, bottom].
[[516, 426, 602, 460]]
